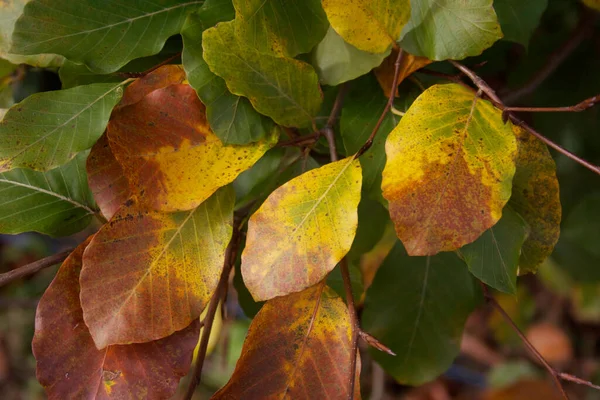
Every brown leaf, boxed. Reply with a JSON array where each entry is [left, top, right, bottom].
[[374, 49, 432, 97], [482, 379, 564, 400], [32, 238, 200, 400], [117, 64, 186, 108], [212, 283, 361, 399], [86, 134, 130, 220], [525, 323, 573, 366]]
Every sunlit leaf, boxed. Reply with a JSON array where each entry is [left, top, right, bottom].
[[80, 187, 234, 348], [181, 4, 274, 145], [460, 207, 529, 294], [374, 49, 432, 97], [363, 241, 480, 385], [322, 0, 411, 54], [494, 0, 548, 48], [11, 0, 202, 73], [212, 284, 361, 399], [107, 83, 276, 212], [0, 82, 124, 172], [509, 126, 560, 274], [312, 26, 390, 86], [0, 151, 96, 236], [399, 0, 503, 60], [86, 134, 129, 221], [242, 157, 361, 301], [382, 84, 517, 255], [33, 238, 200, 400], [234, 0, 328, 57], [202, 21, 322, 128]]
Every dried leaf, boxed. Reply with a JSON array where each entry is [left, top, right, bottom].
[[374, 49, 432, 97], [117, 64, 186, 108]]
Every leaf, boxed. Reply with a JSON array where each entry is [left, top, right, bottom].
[[483, 380, 564, 400], [234, 0, 328, 57], [382, 84, 517, 256], [0, 82, 124, 172], [460, 206, 529, 294], [494, 0, 548, 48], [509, 126, 560, 274], [242, 157, 362, 301], [117, 64, 186, 108], [181, 4, 274, 145], [583, 0, 600, 11], [212, 284, 361, 400], [11, 0, 202, 73], [312, 26, 390, 86], [0, 151, 96, 236], [86, 134, 129, 221], [374, 49, 432, 97], [340, 74, 400, 202], [202, 21, 322, 128], [107, 83, 276, 212], [322, 0, 411, 54], [399, 0, 503, 61], [80, 187, 234, 348], [33, 238, 200, 400], [362, 241, 480, 385], [347, 196, 390, 260]]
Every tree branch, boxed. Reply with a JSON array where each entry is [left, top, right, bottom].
[[0, 249, 73, 288]]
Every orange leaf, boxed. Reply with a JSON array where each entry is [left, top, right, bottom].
[[213, 283, 361, 399], [32, 238, 200, 400], [483, 379, 564, 400], [117, 64, 186, 108], [86, 134, 130, 220], [80, 187, 234, 348], [374, 49, 431, 97], [107, 83, 275, 211]]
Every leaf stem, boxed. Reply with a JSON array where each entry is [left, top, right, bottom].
[[0, 249, 73, 287]]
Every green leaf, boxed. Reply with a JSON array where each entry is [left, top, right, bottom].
[[399, 0, 503, 60], [0, 82, 124, 171], [340, 74, 400, 202], [494, 0, 548, 48], [202, 21, 322, 128], [234, 0, 328, 57], [10, 0, 202, 73], [58, 61, 123, 89], [327, 261, 364, 301], [312, 27, 389, 86], [460, 207, 529, 294], [181, 5, 274, 144], [0, 151, 96, 236], [362, 241, 480, 385], [347, 196, 390, 260]]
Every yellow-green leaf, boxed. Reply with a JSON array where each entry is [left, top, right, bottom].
[[242, 157, 362, 301], [202, 21, 322, 128], [510, 125, 561, 274], [322, 0, 411, 54], [382, 84, 517, 256], [80, 187, 234, 348]]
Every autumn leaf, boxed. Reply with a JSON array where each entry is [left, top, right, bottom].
[[509, 125, 561, 274], [117, 64, 186, 108], [107, 83, 276, 212], [374, 49, 432, 97], [382, 84, 517, 255], [242, 157, 362, 301], [80, 187, 234, 348], [322, 0, 411, 54], [212, 283, 361, 399], [33, 238, 200, 400], [86, 134, 130, 221]]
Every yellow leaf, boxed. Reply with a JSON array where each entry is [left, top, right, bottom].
[[374, 49, 432, 97], [382, 84, 517, 255], [322, 0, 411, 54], [243, 157, 362, 301]]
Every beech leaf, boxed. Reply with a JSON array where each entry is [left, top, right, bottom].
[[107, 83, 276, 212], [322, 0, 411, 54], [0, 82, 124, 172], [494, 0, 548, 48], [0, 151, 96, 236], [80, 187, 234, 348], [242, 157, 362, 301], [202, 21, 322, 128], [212, 284, 361, 399], [33, 238, 200, 400], [382, 84, 517, 255], [374, 49, 432, 98]]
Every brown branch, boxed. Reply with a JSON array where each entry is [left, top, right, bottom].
[[183, 217, 241, 400], [117, 52, 182, 78], [340, 258, 360, 400], [355, 49, 405, 158], [0, 250, 73, 288], [276, 132, 321, 148], [327, 83, 349, 129], [503, 94, 600, 114]]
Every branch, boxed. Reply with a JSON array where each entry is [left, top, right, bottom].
[[502, 94, 599, 114], [0, 249, 73, 288], [183, 217, 241, 400]]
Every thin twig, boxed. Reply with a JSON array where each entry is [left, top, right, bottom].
[[327, 83, 349, 129], [183, 217, 241, 400], [340, 258, 359, 400], [276, 132, 321, 148], [0, 250, 73, 287], [558, 372, 600, 391], [503, 94, 599, 114], [117, 52, 182, 78], [356, 49, 405, 158]]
